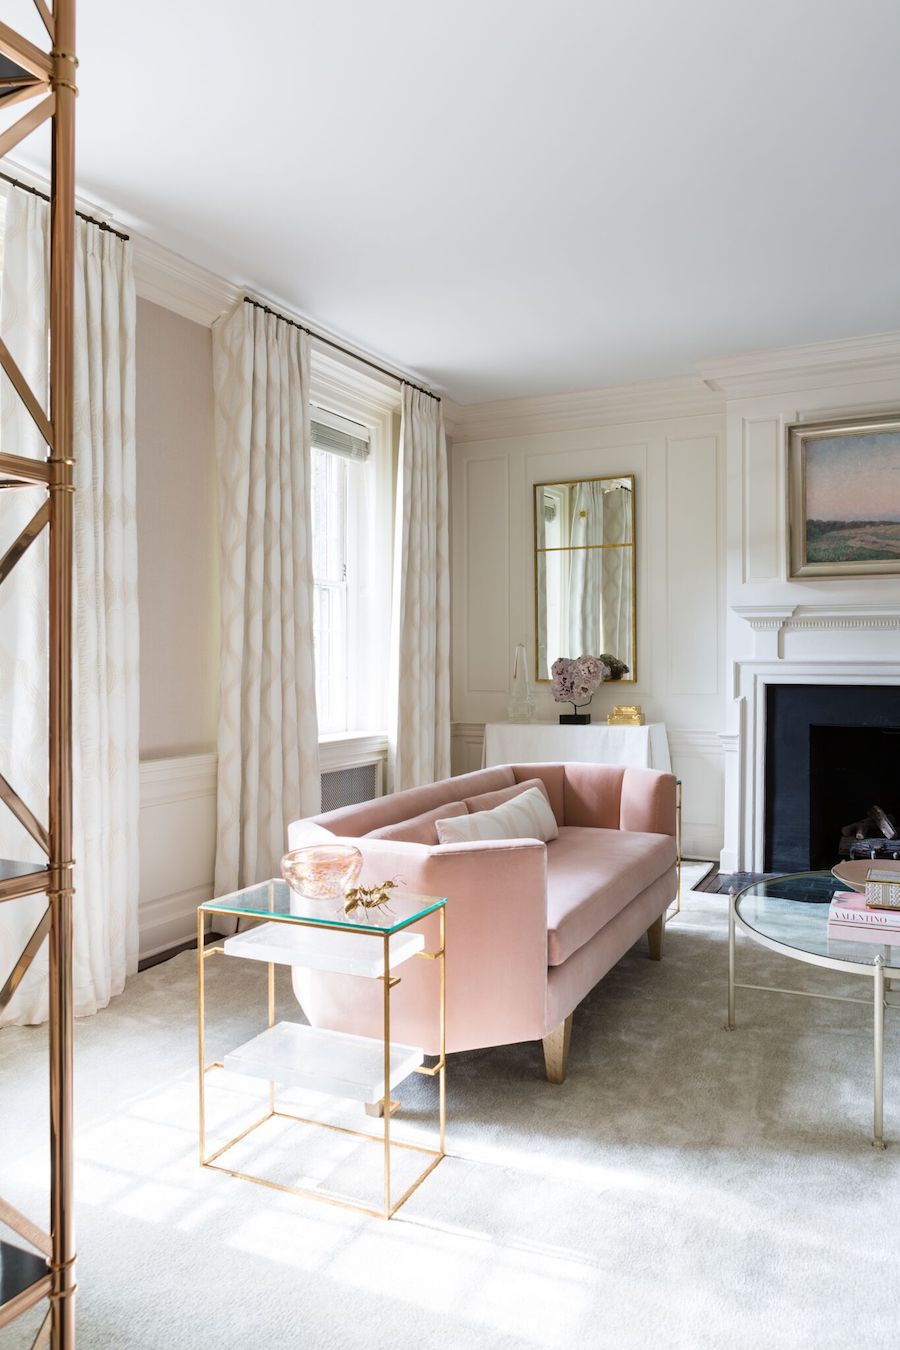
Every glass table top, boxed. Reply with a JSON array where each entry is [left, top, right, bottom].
[[735, 870, 899, 968], [0, 859, 48, 881], [202, 878, 445, 936]]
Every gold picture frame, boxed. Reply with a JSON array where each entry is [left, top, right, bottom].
[[788, 414, 900, 578], [533, 473, 637, 683]]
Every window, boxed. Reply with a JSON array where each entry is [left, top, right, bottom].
[[310, 395, 393, 736], [311, 444, 350, 733]]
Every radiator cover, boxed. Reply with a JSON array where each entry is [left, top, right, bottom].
[[320, 762, 380, 813]]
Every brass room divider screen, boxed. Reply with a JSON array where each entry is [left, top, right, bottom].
[[0, 2, 77, 1347]]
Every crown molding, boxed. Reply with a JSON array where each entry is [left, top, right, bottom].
[[132, 235, 238, 327], [699, 330, 900, 399], [0, 155, 115, 225], [3, 156, 239, 326], [447, 376, 723, 443]]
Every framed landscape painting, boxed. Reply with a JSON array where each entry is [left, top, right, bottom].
[[788, 416, 900, 577]]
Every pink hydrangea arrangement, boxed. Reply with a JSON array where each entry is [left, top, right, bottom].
[[550, 654, 611, 715]]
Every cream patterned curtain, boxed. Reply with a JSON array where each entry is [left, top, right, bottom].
[[600, 485, 629, 661], [567, 480, 605, 656], [0, 187, 140, 1025], [388, 386, 450, 790], [213, 301, 321, 897], [566, 481, 630, 663]]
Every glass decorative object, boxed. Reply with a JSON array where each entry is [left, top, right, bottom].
[[508, 642, 535, 722], [281, 844, 363, 903]]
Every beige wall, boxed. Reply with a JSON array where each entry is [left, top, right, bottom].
[[136, 298, 218, 758]]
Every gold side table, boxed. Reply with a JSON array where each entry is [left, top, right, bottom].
[[197, 881, 446, 1219], [667, 778, 683, 921]]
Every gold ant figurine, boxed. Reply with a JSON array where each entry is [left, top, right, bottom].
[[343, 877, 400, 918]]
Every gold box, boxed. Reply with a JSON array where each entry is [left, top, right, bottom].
[[865, 867, 900, 908], [607, 704, 645, 726]]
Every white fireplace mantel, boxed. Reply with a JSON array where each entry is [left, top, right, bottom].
[[722, 645, 900, 873], [732, 604, 900, 661], [721, 369, 900, 874]]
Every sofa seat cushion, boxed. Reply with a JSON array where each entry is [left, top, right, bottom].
[[546, 826, 676, 965]]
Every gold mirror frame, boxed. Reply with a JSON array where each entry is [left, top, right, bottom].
[[533, 474, 637, 683]]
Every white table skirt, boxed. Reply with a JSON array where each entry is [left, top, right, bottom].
[[482, 721, 671, 773]]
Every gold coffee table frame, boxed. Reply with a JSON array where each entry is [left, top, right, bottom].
[[197, 887, 446, 1219]]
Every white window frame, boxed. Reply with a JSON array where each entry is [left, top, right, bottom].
[[309, 349, 398, 762]]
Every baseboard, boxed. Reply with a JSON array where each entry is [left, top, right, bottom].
[[681, 825, 723, 863], [138, 882, 214, 959]]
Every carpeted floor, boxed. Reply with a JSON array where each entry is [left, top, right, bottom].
[[2, 888, 898, 1349]]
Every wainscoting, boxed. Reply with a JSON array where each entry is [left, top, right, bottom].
[[138, 734, 390, 959], [138, 753, 217, 959], [451, 722, 723, 861]]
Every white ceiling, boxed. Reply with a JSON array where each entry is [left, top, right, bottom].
[[12, 0, 900, 402]]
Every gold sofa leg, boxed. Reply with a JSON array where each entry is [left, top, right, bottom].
[[647, 914, 665, 961], [543, 1014, 573, 1084]]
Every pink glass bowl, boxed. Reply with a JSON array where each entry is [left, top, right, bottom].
[[280, 844, 363, 902]]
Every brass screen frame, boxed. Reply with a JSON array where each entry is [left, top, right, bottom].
[[0, 4, 78, 1347]]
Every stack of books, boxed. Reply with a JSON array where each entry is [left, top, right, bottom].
[[828, 891, 900, 944]]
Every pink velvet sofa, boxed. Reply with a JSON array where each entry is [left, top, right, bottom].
[[288, 762, 676, 1083]]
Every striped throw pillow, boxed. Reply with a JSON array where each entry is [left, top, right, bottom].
[[435, 786, 559, 845]]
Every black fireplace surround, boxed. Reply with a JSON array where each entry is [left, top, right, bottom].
[[765, 684, 900, 872]]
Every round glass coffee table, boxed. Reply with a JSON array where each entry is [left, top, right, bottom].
[[727, 870, 900, 1148]]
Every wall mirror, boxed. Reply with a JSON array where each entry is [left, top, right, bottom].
[[534, 475, 636, 682]]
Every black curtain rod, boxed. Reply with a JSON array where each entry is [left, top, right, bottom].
[[0, 170, 130, 242], [243, 295, 440, 402]]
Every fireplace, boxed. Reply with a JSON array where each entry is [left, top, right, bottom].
[[764, 684, 900, 871]]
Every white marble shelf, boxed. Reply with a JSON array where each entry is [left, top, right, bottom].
[[224, 1021, 424, 1103], [223, 921, 425, 978]]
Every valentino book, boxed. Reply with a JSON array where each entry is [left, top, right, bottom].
[[828, 891, 900, 944]]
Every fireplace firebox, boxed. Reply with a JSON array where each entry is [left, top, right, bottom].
[[764, 684, 900, 872]]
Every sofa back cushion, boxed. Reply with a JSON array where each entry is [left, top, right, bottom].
[[510, 764, 566, 824], [436, 786, 559, 845], [310, 766, 517, 837], [563, 763, 626, 829], [366, 801, 467, 845], [464, 777, 552, 816]]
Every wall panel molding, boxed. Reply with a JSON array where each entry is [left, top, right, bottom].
[[740, 417, 782, 583], [139, 751, 217, 808], [139, 753, 217, 959], [464, 456, 509, 695], [665, 433, 720, 696]]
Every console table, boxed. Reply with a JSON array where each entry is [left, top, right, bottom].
[[483, 721, 671, 772]]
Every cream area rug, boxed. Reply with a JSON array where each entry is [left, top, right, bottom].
[[2, 889, 898, 1349]]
